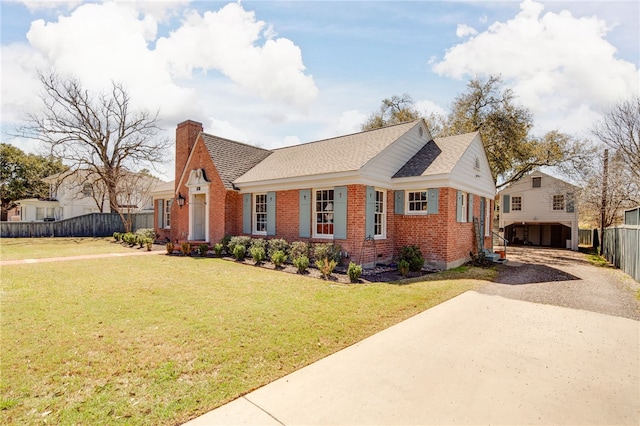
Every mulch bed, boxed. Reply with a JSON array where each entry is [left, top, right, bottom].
[[168, 251, 435, 284]]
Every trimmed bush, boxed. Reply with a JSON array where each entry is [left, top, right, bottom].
[[113, 232, 121, 242], [135, 228, 156, 241], [268, 239, 289, 257], [233, 244, 246, 261], [181, 242, 191, 256], [398, 245, 424, 272], [290, 241, 310, 260], [313, 243, 342, 264], [250, 238, 267, 251], [220, 235, 231, 254], [198, 244, 209, 256], [271, 250, 287, 268], [293, 255, 309, 274], [398, 259, 410, 276], [347, 262, 362, 283], [213, 243, 223, 257], [249, 246, 265, 264], [316, 257, 337, 279], [143, 238, 154, 251], [165, 242, 175, 254], [228, 236, 251, 255]]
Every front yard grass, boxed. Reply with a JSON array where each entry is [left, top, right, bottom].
[[0, 237, 136, 261], [1, 254, 495, 425]]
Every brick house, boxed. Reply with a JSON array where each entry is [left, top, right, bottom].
[[154, 119, 496, 269]]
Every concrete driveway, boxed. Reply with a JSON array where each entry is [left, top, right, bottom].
[[185, 290, 639, 425]]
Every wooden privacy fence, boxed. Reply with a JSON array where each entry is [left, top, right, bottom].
[[602, 207, 640, 282], [578, 229, 594, 246], [0, 213, 154, 238]]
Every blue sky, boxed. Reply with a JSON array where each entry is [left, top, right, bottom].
[[1, 1, 638, 180]]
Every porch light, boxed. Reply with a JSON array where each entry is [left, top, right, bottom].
[[177, 193, 185, 208]]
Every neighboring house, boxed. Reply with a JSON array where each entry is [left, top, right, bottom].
[[157, 119, 496, 270], [151, 180, 175, 242], [496, 171, 578, 250], [14, 169, 161, 222]]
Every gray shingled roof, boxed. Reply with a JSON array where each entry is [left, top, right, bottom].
[[394, 132, 478, 178], [234, 121, 419, 184], [201, 134, 272, 189]]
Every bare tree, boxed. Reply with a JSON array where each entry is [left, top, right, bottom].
[[361, 94, 420, 130], [591, 96, 640, 180], [17, 71, 170, 228]]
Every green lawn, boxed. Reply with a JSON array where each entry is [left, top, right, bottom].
[[1, 245, 495, 425], [0, 237, 138, 261]]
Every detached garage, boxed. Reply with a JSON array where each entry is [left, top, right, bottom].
[[496, 171, 579, 251]]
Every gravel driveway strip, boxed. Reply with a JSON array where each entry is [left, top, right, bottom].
[[480, 246, 640, 320]]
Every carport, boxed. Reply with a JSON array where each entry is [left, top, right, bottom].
[[504, 222, 572, 248]]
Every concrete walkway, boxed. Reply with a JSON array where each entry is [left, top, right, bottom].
[[0, 249, 163, 266], [185, 291, 639, 425]]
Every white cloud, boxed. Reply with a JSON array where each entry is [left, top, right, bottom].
[[18, 0, 82, 12], [155, 2, 318, 107], [335, 110, 367, 135], [456, 24, 477, 38], [432, 0, 639, 135], [414, 100, 446, 117]]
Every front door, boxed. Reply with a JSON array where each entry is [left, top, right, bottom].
[[193, 194, 206, 240]]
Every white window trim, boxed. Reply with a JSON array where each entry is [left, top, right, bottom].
[[460, 192, 468, 222], [512, 195, 522, 211], [312, 188, 334, 239], [253, 193, 267, 236], [405, 190, 429, 215], [164, 199, 172, 229], [374, 188, 387, 240], [552, 194, 565, 211]]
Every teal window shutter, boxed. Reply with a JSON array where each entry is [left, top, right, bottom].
[[566, 193, 575, 213], [157, 199, 163, 228], [365, 186, 375, 238], [267, 191, 276, 235], [467, 193, 474, 222], [503, 194, 510, 213], [427, 189, 439, 214], [394, 190, 405, 214], [333, 186, 348, 239], [456, 190, 463, 222], [299, 190, 310, 238], [243, 193, 252, 234]]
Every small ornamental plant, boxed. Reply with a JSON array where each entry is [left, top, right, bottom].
[[213, 243, 223, 257], [249, 246, 266, 264], [233, 244, 246, 261], [144, 238, 154, 251], [165, 242, 175, 255], [398, 259, 410, 276], [198, 244, 209, 256], [316, 257, 337, 280], [271, 250, 287, 268], [347, 262, 363, 283], [293, 255, 309, 274], [180, 242, 191, 256]]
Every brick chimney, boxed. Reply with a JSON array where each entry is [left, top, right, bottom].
[[175, 120, 203, 186]]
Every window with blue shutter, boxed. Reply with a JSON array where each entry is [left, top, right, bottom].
[[502, 194, 510, 213], [157, 199, 164, 228], [365, 186, 375, 238], [299, 189, 311, 238], [267, 191, 276, 235], [333, 186, 348, 239], [467, 193, 474, 223], [394, 190, 405, 214], [242, 193, 252, 234], [427, 189, 439, 214]]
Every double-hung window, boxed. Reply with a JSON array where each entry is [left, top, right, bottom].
[[314, 189, 334, 237], [553, 195, 565, 211], [512, 196, 522, 211], [374, 189, 385, 238], [254, 193, 267, 235], [164, 199, 172, 228], [407, 191, 428, 213]]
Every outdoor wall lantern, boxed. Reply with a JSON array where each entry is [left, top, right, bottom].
[[177, 193, 185, 208]]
